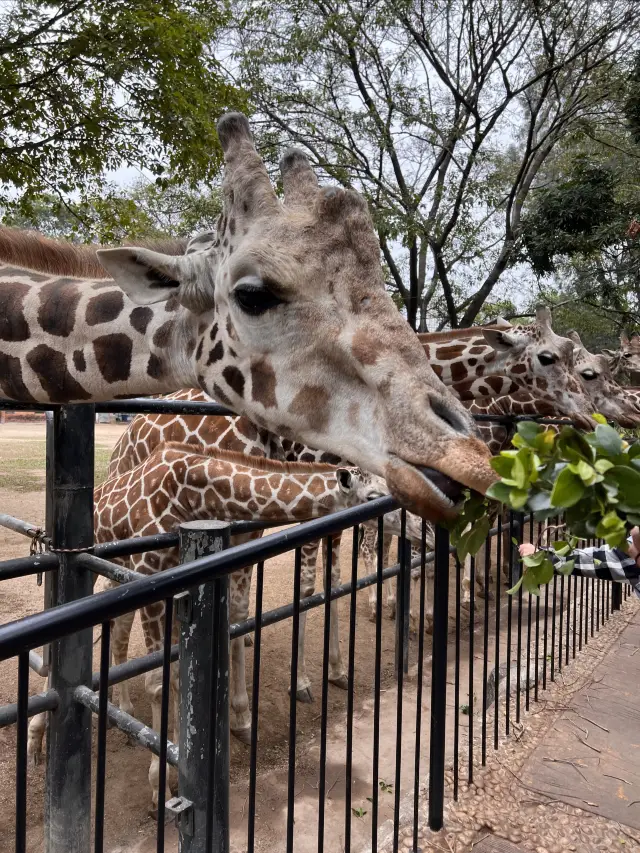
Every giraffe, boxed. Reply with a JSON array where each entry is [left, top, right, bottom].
[[419, 307, 596, 429], [603, 332, 640, 384], [25, 442, 423, 813], [0, 117, 497, 521], [567, 330, 640, 428]]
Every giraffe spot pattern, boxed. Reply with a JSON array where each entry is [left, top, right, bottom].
[[289, 386, 330, 431], [86, 290, 124, 326], [37, 279, 81, 338], [130, 306, 153, 334], [147, 353, 165, 380], [223, 365, 245, 398], [0, 351, 36, 401], [73, 350, 86, 372], [93, 334, 133, 383], [250, 358, 277, 408], [207, 341, 224, 364], [152, 321, 174, 348], [26, 344, 91, 401], [0, 282, 30, 341], [450, 360, 468, 383]]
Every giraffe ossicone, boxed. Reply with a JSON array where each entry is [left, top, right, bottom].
[[0, 111, 496, 521]]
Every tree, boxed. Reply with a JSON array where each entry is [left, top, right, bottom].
[[0, 0, 243, 210], [4, 180, 223, 243], [231, 0, 638, 328]]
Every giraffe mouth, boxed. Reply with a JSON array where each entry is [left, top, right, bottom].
[[415, 466, 465, 507]]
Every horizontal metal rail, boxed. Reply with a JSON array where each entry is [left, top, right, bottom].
[[0, 689, 58, 728], [0, 497, 397, 658], [29, 650, 48, 677], [76, 552, 145, 585], [74, 685, 179, 766]]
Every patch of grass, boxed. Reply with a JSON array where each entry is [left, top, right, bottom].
[[0, 440, 114, 492]]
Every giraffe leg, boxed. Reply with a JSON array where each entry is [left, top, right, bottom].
[[27, 676, 49, 766], [111, 609, 136, 717], [381, 533, 395, 619], [293, 540, 319, 703], [424, 562, 435, 635], [359, 528, 378, 622], [323, 534, 347, 689], [229, 567, 252, 743]]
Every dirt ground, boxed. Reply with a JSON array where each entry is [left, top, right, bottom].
[[0, 423, 435, 853]]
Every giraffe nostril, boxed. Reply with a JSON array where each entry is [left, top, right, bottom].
[[428, 395, 471, 436]]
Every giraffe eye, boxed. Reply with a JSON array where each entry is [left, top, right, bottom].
[[366, 492, 384, 501], [538, 351, 557, 366], [581, 368, 598, 380], [624, 352, 633, 359], [233, 277, 283, 316]]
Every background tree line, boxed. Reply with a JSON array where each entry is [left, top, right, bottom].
[[1, 0, 639, 347]]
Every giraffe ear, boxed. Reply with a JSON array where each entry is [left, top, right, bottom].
[[336, 468, 354, 493], [482, 328, 521, 353], [96, 247, 212, 310], [602, 348, 616, 358]]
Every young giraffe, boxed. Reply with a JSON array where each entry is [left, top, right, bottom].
[[0, 113, 497, 521], [26, 443, 422, 813]]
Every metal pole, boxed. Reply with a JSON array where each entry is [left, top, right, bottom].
[[45, 405, 95, 853], [175, 521, 231, 853], [611, 583, 622, 611], [395, 522, 411, 676], [428, 525, 450, 831]]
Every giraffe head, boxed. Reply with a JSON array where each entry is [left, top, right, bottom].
[[567, 331, 640, 428], [336, 467, 426, 543], [96, 113, 494, 522], [603, 332, 640, 382], [479, 307, 596, 429]]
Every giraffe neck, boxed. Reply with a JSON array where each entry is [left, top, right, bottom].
[[96, 444, 351, 531], [0, 265, 201, 402]]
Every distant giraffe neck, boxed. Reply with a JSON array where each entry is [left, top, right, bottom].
[[419, 327, 525, 392], [96, 444, 355, 538], [0, 264, 200, 403], [467, 392, 564, 455]]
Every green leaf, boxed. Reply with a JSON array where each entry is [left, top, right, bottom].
[[516, 420, 542, 445], [491, 455, 515, 480], [550, 468, 585, 508], [485, 481, 512, 504], [557, 559, 575, 576], [507, 575, 524, 596], [592, 413, 608, 424], [594, 459, 614, 474], [509, 488, 529, 509], [593, 424, 623, 456]]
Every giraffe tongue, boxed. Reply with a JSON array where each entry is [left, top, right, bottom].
[[416, 467, 464, 503]]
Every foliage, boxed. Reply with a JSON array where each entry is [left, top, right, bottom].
[[0, 0, 244, 208], [4, 181, 223, 243], [451, 417, 640, 596], [231, 0, 638, 328]]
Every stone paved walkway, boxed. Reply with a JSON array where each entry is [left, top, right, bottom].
[[390, 595, 640, 853]]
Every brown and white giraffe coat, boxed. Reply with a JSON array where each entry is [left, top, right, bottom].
[[80, 444, 421, 810]]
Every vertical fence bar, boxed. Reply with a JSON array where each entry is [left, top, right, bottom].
[[247, 562, 264, 853], [371, 517, 384, 852], [45, 405, 95, 853], [481, 537, 490, 765], [515, 513, 524, 724], [395, 514, 411, 676], [177, 520, 231, 853], [94, 623, 111, 853], [413, 520, 428, 852], [494, 516, 502, 751], [505, 512, 514, 736], [156, 598, 173, 846], [287, 548, 303, 853], [468, 555, 475, 784], [345, 528, 359, 853], [317, 535, 332, 853], [612, 583, 622, 612], [453, 557, 461, 801], [16, 651, 29, 853], [428, 526, 450, 831]]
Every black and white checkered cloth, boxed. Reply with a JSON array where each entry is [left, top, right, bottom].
[[543, 539, 640, 599]]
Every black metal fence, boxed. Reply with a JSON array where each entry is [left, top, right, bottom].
[[0, 400, 632, 853]]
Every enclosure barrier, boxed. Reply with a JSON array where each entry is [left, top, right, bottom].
[[0, 399, 632, 853]]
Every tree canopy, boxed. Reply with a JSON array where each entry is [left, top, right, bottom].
[[0, 0, 243, 212]]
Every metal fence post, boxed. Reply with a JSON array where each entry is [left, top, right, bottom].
[[395, 525, 411, 676], [428, 525, 450, 831], [175, 521, 231, 853], [45, 405, 95, 853], [611, 583, 622, 611]]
